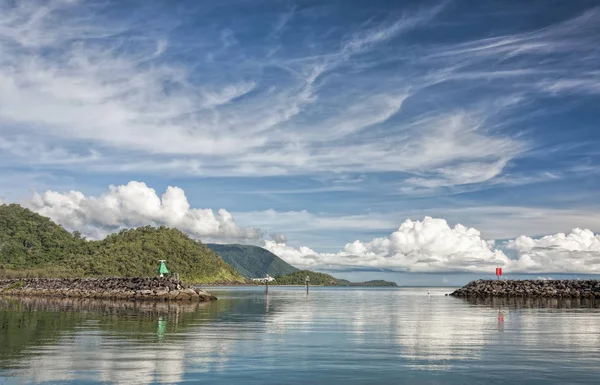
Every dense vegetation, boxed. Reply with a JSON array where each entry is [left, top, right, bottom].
[[206, 243, 298, 278], [0, 296, 241, 365], [0, 204, 397, 286], [274, 270, 398, 286], [274, 270, 341, 286], [0, 204, 244, 283], [337, 279, 398, 287], [0, 204, 89, 276]]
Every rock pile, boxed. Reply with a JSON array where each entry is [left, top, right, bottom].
[[0, 277, 217, 302], [450, 279, 600, 298], [0, 296, 208, 316]]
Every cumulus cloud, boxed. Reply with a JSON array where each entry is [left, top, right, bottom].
[[506, 229, 600, 273], [509, 228, 600, 252], [264, 217, 511, 272], [24, 181, 263, 242], [264, 218, 600, 274], [11, 183, 600, 274], [269, 233, 287, 244]]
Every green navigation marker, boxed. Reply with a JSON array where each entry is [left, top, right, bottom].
[[157, 317, 167, 340], [158, 260, 169, 277]]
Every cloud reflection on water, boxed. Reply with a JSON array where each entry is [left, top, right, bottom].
[[1, 289, 599, 384]]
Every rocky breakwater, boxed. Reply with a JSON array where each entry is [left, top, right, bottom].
[[0, 277, 217, 302], [451, 279, 600, 298]]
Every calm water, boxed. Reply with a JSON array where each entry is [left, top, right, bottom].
[[1, 287, 599, 384]]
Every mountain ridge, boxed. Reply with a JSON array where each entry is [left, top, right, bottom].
[[206, 243, 298, 278], [0, 204, 397, 286]]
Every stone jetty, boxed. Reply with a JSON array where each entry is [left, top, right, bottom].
[[451, 279, 600, 298], [0, 277, 217, 302]]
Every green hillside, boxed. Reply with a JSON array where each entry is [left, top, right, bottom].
[[337, 279, 398, 287], [275, 271, 398, 287], [0, 204, 244, 283], [0, 204, 88, 271], [206, 244, 298, 278], [274, 270, 341, 286]]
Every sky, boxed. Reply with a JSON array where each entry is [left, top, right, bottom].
[[1, 0, 600, 284]]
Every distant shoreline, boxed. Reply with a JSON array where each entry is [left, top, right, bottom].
[[200, 283, 399, 287]]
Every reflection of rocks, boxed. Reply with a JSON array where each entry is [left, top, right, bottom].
[[462, 296, 598, 309], [0, 296, 237, 384], [451, 279, 600, 298], [0, 296, 209, 318], [0, 277, 217, 302]]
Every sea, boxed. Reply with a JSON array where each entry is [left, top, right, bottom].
[[1, 286, 599, 384]]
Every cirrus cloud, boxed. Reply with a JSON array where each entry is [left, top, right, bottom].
[[0, 0, 528, 188]]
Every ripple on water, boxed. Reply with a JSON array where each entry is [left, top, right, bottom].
[[0, 288, 599, 384]]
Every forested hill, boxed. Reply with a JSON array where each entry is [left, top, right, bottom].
[[273, 270, 343, 286], [0, 204, 244, 283], [275, 270, 398, 287], [336, 279, 398, 287], [206, 244, 298, 278]]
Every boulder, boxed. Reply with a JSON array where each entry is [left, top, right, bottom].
[[0, 277, 217, 302], [450, 279, 600, 298]]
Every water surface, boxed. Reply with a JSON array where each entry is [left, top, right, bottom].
[[1, 287, 599, 384]]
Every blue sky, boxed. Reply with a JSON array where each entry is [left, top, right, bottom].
[[1, 0, 600, 282]]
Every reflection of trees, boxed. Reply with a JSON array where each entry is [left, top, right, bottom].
[[3, 290, 600, 383], [0, 296, 260, 384], [0, 293, 289, 384], [0, 297, 235, 368]]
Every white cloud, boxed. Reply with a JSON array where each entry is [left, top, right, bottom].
[[431, 8, 599, 60], [264, 217, 600, 274], [506, 228, 600, 273], [509, 228, 600, 252], [433, 205, 600, 240], [234, 204, 600, 252], [264, 217, 511, 272], [10, 182, 600, 274], [404, 158, 510, 190], [24, 181, 263, 242], [540, 77, 600, 95], [0, 0, 526, 189], [426, 6, 600, 101], [269, 233, 287, 244]]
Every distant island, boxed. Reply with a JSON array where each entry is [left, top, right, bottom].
[[272, 270, 397, 287], [0, 204, 396, 287], [337, 279, 398, 287], [206, 244, 397, 287]]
